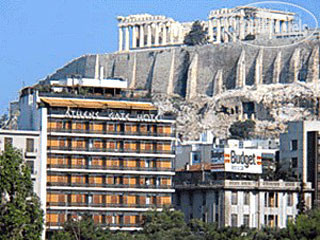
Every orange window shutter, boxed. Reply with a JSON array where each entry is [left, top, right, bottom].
[[94, 215, 100, 224], [124, 216, 130, 224], [59, 214, 65, 223], [164, 126, 171, 134], [106, 216, 112, 224], [58, 194, 65, 202], [164, 144, 171, 151]]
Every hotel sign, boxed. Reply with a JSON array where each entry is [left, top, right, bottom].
[[65, 109, 99, 119], [64, 109, 162, 121]]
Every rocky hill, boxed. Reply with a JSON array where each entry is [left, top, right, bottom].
[[43, 39, 320, 140]]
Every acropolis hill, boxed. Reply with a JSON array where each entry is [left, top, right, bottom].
[[39, 6, 320, 140]]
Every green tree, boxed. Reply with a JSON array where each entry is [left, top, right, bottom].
[[229, 120, 256, 139], [184, 21, 208, 46], [51, 214, 111, 240], [142, 207, 191, 240], [0, 145, 44, 240]]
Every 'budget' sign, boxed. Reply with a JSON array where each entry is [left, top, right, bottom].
[[224, 148, 262, 174]]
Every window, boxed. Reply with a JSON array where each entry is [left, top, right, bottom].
[[287, 215, 293, 223], [202, 192, 206, 205], [87, 195, 93, 204], [290, 140, 298, 151], [243, 214, 250, 227], [191, 151, 201, 164], [266, 192, 278, 207], [231, 214, 238, 227], [26, 161, 34, 174], [231, 191, 238, 205], [215, 192, 219, 205], [266, 215, 277, 227], [4, 137, 12, 150], [145, 159, 151, 168], [287, 193, 293, 207], [244, 192, 250, 205], [189, 193, 193, 206], [155, 177, 160, 186], [26, 138, 34, 152], [145, 178, 151, 186], [291, 157, 298, 168]]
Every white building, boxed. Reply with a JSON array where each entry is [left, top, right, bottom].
[[175, 179, 312, 228], [0, 130, 40, 194], [174, 138, 312, 228], [280, 121, 320, 207]]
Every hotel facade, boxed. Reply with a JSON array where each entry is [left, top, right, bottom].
[[17, 78, 176, 238]]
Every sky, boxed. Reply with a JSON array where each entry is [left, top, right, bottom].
[[0, 0, 320, 114]]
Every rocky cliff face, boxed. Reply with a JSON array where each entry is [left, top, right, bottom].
[[45, 39, 320, 140]]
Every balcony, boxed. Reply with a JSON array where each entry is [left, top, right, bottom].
[[46, 182, 172, 189], [47, 164, 173, 172], [47, 128, 175, 138], [46, 221, 141, 228], [46, 202, 171, 208], [47, 146, 175, 155]]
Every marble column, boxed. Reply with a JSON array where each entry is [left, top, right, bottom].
[[132, 25, 137, 48], [125, 26, 130, 51], [239, 16, 245, 40], [232, 17, 238, 42], [208, 19, 213, 42], [224, 17, 229, 42], [275, 19, 280, 33], [269, 18, 274, 39], [216, 18, 221, 43], [281, 21, 287, 33], [249, 19, 254, 34], [287, 20, 292, 33], [118, 27, 123, 51], [147, 24, 152, 47], [155, 23, 160, 46], [162, 23, 167, 45], [169, 23, 174, 44], [139, 25, 144, 48], [178, 27, 184, 44]]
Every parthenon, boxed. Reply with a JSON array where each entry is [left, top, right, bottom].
[[117, 6, 297, 52]]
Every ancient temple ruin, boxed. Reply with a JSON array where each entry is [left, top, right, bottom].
[[117, 6, 296, 52]]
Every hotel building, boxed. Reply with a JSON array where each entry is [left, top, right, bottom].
[[17, 77, 176, 238]]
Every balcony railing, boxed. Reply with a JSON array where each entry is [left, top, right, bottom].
[[47, 182, 172, 189], [47, 202, 171, 208], [48, 128, 175, 137], [47, 146, 175, 154], [47, 164, 173, 171], [47, 222, 142, 228]]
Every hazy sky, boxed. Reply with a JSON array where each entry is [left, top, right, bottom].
[[0, 0, 319, 114]]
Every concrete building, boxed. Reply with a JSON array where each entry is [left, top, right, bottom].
[[280, 121, 320, 207], [174, 138, 312, 228], [0, 130, 40, 194], [17, 76, 176, 238], [175, 178, 312, 228]]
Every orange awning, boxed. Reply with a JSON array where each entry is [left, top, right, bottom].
[[40, 97, 157, 110]]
